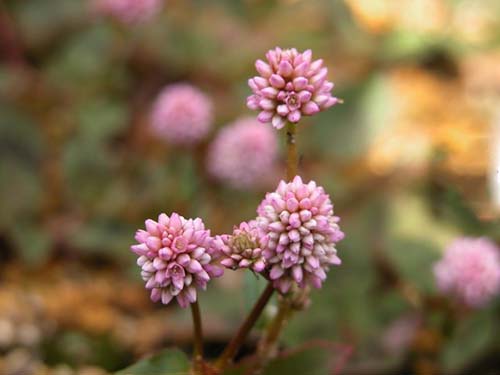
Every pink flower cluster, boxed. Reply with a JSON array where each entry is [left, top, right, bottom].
[[207, 117, 278, 189], [217, 221, 267, 273], [256, 176, 344, 293], [131, 48, 346, 308], [132, 177, 345, 302], [93, 0, 163, 24], [434, 237, 500, 307], [150, 84, 214, 146], [247, 47, 339, 129], [131, 213, 223, 308]]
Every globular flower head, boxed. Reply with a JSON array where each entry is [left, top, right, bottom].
[[256, 176, 344, 293], [247, 47, 339, 129], [216, 221, 268, 273], [150, 83, 214, 146], [434, 237, 500, 308], [92, 0, 163, 24], [131, 213, 223, 308], [207, 117, 278, 189]]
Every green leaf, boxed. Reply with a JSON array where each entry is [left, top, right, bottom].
[[11, 223, 52, 265], [77, 98, 127, 143], [262, 347, 332, 375], [441, 310, 496, 373], [225, 343, 341, 375], [70, 218, 134, 258], [243, 271, 267, 312], [115, 348, 190, 375]]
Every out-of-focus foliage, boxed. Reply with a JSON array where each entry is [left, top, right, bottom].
[[1, 0, 500, 374], [115, 348, 189, 375]]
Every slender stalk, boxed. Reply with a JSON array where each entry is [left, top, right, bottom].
[[251, 121, 300, 373], [286, 122, 298, 180], [254, 297, 292, 370], [215, 283, 275, 372], [190, 301, 204, 374], [216, 121, 299, 373]]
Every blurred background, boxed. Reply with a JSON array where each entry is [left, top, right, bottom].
[[1, 0, 500, 374]]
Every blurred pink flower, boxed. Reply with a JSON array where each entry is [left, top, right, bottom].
[[207, 117, 278, 189], [256, 176, 344, 293], [216, 221, 268, 273], [247, 47, 339, 129], [382, 314, 421, 354], [131, 213, 223, 308], [434, 237, 500, 307], [93, 0, 163, 24], [151, 84, 214, 146]]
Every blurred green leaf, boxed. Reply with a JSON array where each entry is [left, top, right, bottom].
[[263, 347, 331, 375], [71, 218, 134, 258], [10, 0, 85, 48], [10, 223, 52, 265], [441, 310, 496, 373], [115, 348, 190, 375], [63, 137, 116, 207], [43, 331, 131, 371], [44, 23, 120, 93], [243, 271, 267, 312], [226, 344, 334, 375], [77, 98, 127, 143]]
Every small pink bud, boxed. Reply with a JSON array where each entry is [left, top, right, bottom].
[[259, 98, 276, 110], [261, 87, 279, 99], [253, 260, 266, 272], [258, 111, 274, 123], [255, 59, 273, 78], [272, 115, 286, 129], [270, 265, 285, 280], [254, 76, 269, 89], [286, 198, 299, 212], [289, 213, 301, 228], [287, 110, 301, 123], [269, 74, 286, 89], [277, 61, 293, 77], [277, 104, 289, 116], [302, 101, 320, 115]]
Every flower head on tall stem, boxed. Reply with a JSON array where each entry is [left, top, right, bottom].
[[150, 83, 214, 146], [434, 237, 500, 308], [207, 117, 279, 190], [256, 176, 344, 293], [247, 47, 339, 129], [92, 0, 163, 24], [131, 213, 223, 308]]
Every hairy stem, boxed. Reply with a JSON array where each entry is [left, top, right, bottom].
[[215, 283, 275, 372], [286, 122, 298, 180], [191, 301, 204, 374]]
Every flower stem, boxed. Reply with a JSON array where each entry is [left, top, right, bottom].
[[190, 300, 204, 373], [286, 122, 298, 180], [215, 283, 275, 372], [255, 297, 292, 370], [248, 121, 301, 372]]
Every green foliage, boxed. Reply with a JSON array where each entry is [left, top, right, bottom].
[[441, 309, 497, 373], [225, 344, 337, 375], [10, 223, 52, 265], [115, 348, 190, 375], [43, 331, 132, 371]]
